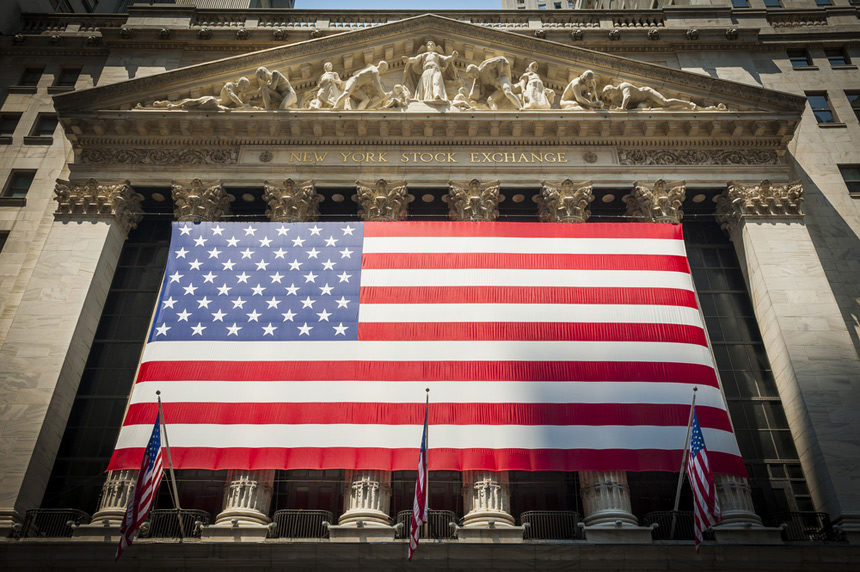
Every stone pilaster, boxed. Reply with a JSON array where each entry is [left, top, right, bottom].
[[171, 179, 229, 222], [202, 470, 275, 541], [715, 180, 804, 230], [537, 180, 594, 223], [263, 179, 322, 222], [54, 179, 143, 235], [623, 179, 685, 223], [447, 179, 500, 221], [354, 179, 409, 221]]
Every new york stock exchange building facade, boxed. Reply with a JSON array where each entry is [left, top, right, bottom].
[[1, 4, 860, 570]]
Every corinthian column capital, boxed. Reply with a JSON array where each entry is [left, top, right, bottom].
[[171, 179, 229, 222], [624, 179, 685, 223], [54, 178, 142, 234], [538, 179, 594, 223], [448, 179, 500, 221], [716, 180, 804, 232], [355, 179, 409, 221], [263, 179, 322, 222]]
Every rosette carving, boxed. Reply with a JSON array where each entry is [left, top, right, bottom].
[[54, 178, 142, 234], [448, 179, 500, 222], [538, 180, 594, 223], [623, 179, 685, 223], [716, 180, 804, 230], [171, 179, 229, 222], [263, 179, 321, 222], [355, 179, 409, 221]]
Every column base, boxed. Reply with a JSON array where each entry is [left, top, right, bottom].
[[327, 523, 396, 542], [582, 523, 654, 544], [0, 509, 23, 540], [461, 510, 516, 528], [200, 521, 270, 543], [835, 514, 860, 544], [713, 523, 784, 544], [455, 523, 525, 543]]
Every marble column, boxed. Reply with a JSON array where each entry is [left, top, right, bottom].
[[579, 471, 638, 527], [214, 470, 275, 526], [461, 471, 515, 527], [263, 179, 322, 222], [171, 178, 230, 222], [714, 474, 762, 527], [623, 179, 686, 223], [338, 470, 392, 527], [90, 469, 137, 525]]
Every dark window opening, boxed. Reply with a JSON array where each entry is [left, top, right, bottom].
[[787, 49, 812, 68], [847, 91, 860, 122], [731, 0, 750, 7], [54, 67, 81, 87], [18, 67, 44, 87], [0, 114, 21, 137], [2, 170, 36, 198], [824, 48, 851, 67], [839, 165, 860, 197], [806, 92, 838, 124], [763, 0, 782, 7], [30, 114, 58, 138], [0, 231, 8, 253]]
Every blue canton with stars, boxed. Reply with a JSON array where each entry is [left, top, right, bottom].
[[149, 222, 363, 342]]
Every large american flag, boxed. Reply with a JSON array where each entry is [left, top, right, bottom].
[[686, 410, 721, 548], [108, 221, 745, 476]]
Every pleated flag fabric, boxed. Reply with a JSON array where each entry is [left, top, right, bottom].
[[108, 221, 745, 477]]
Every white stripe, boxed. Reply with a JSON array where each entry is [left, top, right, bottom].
[[363, 236, 686, 256], [358, 303, 704, 326], [115, 424, 741, 456], [130, 381, 727, 408], [361, 269, 694, 290], [142, 340, 715, 366]]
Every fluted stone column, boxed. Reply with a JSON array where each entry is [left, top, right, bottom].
[[579, 471, 638, 527], [338, 470, 392, 527], [623, 179, 686, 223], [214, 470, 275, 527], [714, 474, 762, 527], [263, 179, 322, 222], [462, 471, 515, 527], [171, 178, 229, 222], [72, 469, 138, 538]]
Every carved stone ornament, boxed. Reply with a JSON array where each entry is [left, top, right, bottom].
[[619, 149, 778, 166], [263, 179, 322, 222], [81, 148, 239, 166], [686, 28, 700, 40], [538, 180, 594, 223], [715, 180, 804, 230], [647, 28, 660, 41], [355, 179, 410, 221], [609, 29, 621, 41], [624, 180, 686, 223], [171, 179, 230, 222], [448, 179, 500, 222], [54, 178, 143, 234], [401, 40, 458, 103], [571, 29, 584, 41]]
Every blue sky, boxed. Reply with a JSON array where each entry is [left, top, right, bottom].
[[294, 0, 501, 8]]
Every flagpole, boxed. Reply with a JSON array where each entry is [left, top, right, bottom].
[[156, 390, 186, 541], [423, 387, 430, 541], [670, 386, 697, 540]]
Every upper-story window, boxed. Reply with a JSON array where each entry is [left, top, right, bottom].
[[54, 67, 81, 88], [18, 67, 44, 87], [806, 92, 839, 124], [1, 170, 36, 199], [824, 48, 852, 67], [814, 0, 832, 5], [763, 0, 782, 7], [732, 0, 750, 7], [0, 114, 21, 141], [787, 49, 813, 68], [847, 91, 860, 122], [30, 114, 59, 139], [839, 165, 860, 198]]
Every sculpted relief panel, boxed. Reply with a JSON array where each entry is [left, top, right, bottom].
[[134, 38, 727, 114]]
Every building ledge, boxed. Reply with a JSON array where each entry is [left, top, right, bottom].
[[0, 197, 26, 207]]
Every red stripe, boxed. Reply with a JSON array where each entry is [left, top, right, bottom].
[[122, 402, 733, 430], [361, 252, 690, 272], [359, 286, 698, 307], [358, 322, 707, 345], [108, 447, 745, 476], [137, 360, 719, 386], [363, 221, 684, 240]]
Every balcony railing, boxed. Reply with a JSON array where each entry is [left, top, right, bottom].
[[520, 510, 582, 540], [773, 512, 841, 542], [395, 510, 458, 540], [20, 509, 90, 538], [140, 509, 210, 539], [270, 509, 333, 539]]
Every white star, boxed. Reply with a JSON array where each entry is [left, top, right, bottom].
[[194, 236, 207, 247], [333, 322, 349, 336], [247, 309, 261, 322], [197, 296, 211, 309], [276, 225, 289, 236], [306, 247, 320, 259], [304, 271, 318, 283], [189, 259, 202, 271], [162, 297, 177, 309], [339, 247, 353, 259], [155, 323, 171, 336], [232, 297, 246, 309], [240, 248, 255, 259], [301, 296, 316, 309], [251, 283, 266, 296], [226, 236, 239, 247], [322, 259, 336, 271], [169, 271, 183, 283], [308, 225, 322, 236], [222, 259, 236, 271], [217, 283, 232, 296], [183, 283, 198, 295], [262, 323, 277, 336], [285, 283, 299, 296], [273, 248, 288, 259], [212, 309, 227, 322], [202, 271, 217, 284], [289, 259, 303, 271], [292, 236, 305, 247], [281, 309, 296, 322], [176, 309, 191, 322], [336, 296, 350, 308], [211, 224, 224, 236], [298, 322, 313, 335], [236, 272, 250, 283], [179, 225, 192, 236], [316, 309, 332, 322], [337, 272, 351, 283], [208, 247, 221, 259], [191, 322, 206, 336], [255, 260, 270, 271], [175, 247, 189, 259], [244, 225, 257, 236], [266, 297, 281, 309], [270, 272, 284, 283], [319, 283, 334, 295], [325, 236, 338, 247], [342, 225, 355, 236], [226, 322, 242, 336], [259, 237, 272, 247]]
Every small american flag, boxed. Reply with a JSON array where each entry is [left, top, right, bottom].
[[686, 409, 721, 549], [116, 412, 164, 561], [408, 395, 429, 561]]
